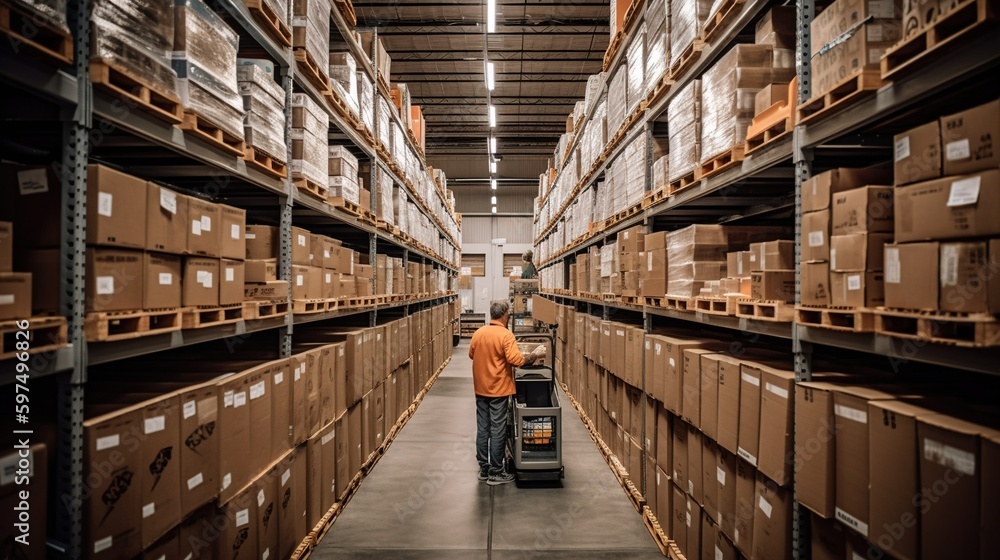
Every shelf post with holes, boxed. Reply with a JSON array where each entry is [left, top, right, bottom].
[[280, 57, 295, 358]]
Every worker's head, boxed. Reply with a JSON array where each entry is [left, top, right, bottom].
[[490, 300, 510, 322], [522, 249, 534, 263]]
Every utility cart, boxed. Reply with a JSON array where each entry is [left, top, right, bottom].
[[507, 331, 564, 482]]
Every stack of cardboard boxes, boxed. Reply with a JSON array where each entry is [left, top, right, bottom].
[[237, 62, 287, 163], [291, 92, 330, 195], [328, 145, 361, 205], [618, 226, 644, 297], [809, 0, 902, 98], [886, 98, 1000, 313], [329, 51, 359, 115], [0, 221, 31, 320], [722, 240, 795, 302]]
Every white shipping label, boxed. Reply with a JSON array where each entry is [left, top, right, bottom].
[[946, 139, 971, 161], [294, 369, 301, 381], [298, 234, 306, 246], [233, 392, 247, 408], [202, 272, 213, 288], [895, 136, 911, 162], [231, 224, 240, 240], [160, 189, 177, 214], [236, 509, 250, 527], [98, 192, 114, 217], [282, 469, 291, 486], [326, 273, 332, 283], [741, 373, 760, 386], [923, 438, 976, 476], [0, 295, 13, 305], [184, 555, 193, 560], [766, 382, 789, 399], [853, 553, 866, 560], [200, 216, 211, 232], [257, 489, 265, 507], [758, 495, 773, 519], [186, 472, 204, 490], [688, 480, 693, 494], [322, 431, 335, 445], [647, 252, 653, 271], [830, 249, 837, 271], [835, 508, 869, 537], [808, 231, 824, 248], [835, 404, 868, 424], [96, 276, 115, 295], [224, 391, 234, 407], [941, 244, 959, 287], [669, 357, 675, 368], [885, 248, 901, 284], [263, 550, 270, 560], [686, 511, 692, 527], [196, 270, 207, 284], [96, 434, 120, 451], [245, 233, 256, 239], [738, 448, 758, 466], [947, 176, 981, 207], [655, 343, 662, 356], [226, 268, 235, 282], [325, 250, 331, 258], [143, 502, 156, 518], [94, 537, 113, 554], [191, 220, 202, 236], [738, 259, 743, 276], [183, 401, 197, 419], [716, 547, 724, 560], [17, 168, 48, 194], [847, 274, 862, 291], [274, 372, 284, 385], [159, 272, 173, 286], [656, 471, 660, 484], [250, 382, 266, 400], [296, 275, 304, 286], [717, 466, 726, 486], [144, 416, 166, 434], [223, 473, 232, 490]]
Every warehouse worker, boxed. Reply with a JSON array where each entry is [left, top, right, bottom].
[[521, 250, 538, 279], [469, 300, 544, 485]]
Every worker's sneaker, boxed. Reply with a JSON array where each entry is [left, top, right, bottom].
[[477, 469, 488, 482], [487, 472, 515, 486]]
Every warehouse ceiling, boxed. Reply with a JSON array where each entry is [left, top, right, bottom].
[[353, 0, 610, 163]]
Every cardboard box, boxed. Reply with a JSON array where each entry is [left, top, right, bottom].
[[245, 259, 277, 282], [278, 448, 309, 560], [291, 227, 311, 266], [143, 252, 182, 310], [800, 262, 831, 306], [699, 353, 723, 442], [755, 241, 794, 272], [0, 164, 63, 248], [269, 359, 292, 460], [702, 439, 721, 524], [810, 20, 900, 94], [0, 272, 32, 320], [656, 403, 672, 474], [982, 430, 1000, 560], [734, 458, 756, 557], [216, 482, 257, 560], [334, 413, 351, 499], [755, 5, 796, 48], [688, 426, 704, 504], [757, 366, 795, 487], [672, 418, 688, 491], [802, 167, 893, 213], [244, 280, 288, 302], [146, 184, 188, 254], [20, 249, 55, 314], [174, 381, 218, 516], [716, 355, 743, 456], [830, 233, 892, 271], [84, 409, 142, 560], [661, 337, 715, 414], [795, 382, 837, 518], [87, 164, 147, 249], [292, 265, 322, 300], [737, 363, 763, 467], [682, 348, 718, 429], [217, 372, 251, 503], [86, 248, 143, 312], [811, 516, 847, 560], [939, 241, 1000, 313], [305, 424, 325, 528], [219, 204, 246, 260], [532, 294, 558, 324], [941, 99, 1000, 175], [883, 242, 938, 311], [802, 210, 830, 262], [254, 466, 279, 560], [718, 449, 738, 540], [893, 170, 1000, 242], [894, 120, 942, 186], [752, 472, 792, 560], [831, 185, 894, 235], [187, 198, 221, 258], [750, 270, 795, 302], [754, 83, 790, 116], [183, 257, 220, 307], [220, 259, 245, 306], [618, 226, 646, 253], [245, 225, 279, 259], [245, 364, 273, 477], [830, 271, 884, 308], [672, 484, 689, 556]]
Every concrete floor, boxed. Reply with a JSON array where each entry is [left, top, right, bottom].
[[312, 341, 663, 559]]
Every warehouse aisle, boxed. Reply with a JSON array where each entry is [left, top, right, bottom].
[[313, 340, 662, 559]]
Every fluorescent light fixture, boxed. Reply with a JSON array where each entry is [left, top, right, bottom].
[[489, 136, 497, 153], [491, 206, 497, 214], [486, 62, 495, 90], [487, 0, 496, 32], [491, 178, 497, 190], [489, 159, 497, 173], [491, 196, 497, 204], [489, 105, 497, 127]]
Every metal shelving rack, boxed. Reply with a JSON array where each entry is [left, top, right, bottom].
[[0, 1, 459, 556], [531, 0, 1000, 558]]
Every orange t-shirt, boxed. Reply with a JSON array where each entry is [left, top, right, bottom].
[[469, 320, 527, 397]]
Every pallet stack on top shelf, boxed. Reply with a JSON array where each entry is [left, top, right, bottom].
[[0, 0, 460, 557]]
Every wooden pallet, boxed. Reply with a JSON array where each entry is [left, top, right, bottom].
[[642, 188, 667, 209], [294, 48, 330, 94], [293, 176, 328, 201], [882, 0, 997, 81], [620, 295, 641, 306], [645, 74, 672, 106], [795, 306, 876, 333], [333, 0, 357, 26], [669, 39, 705, 80], [667, 169, 700, 195], [736, 299, 795, 322], [329, 196, 362, 217], [180, 111, 245, 157], [243, 0, 292, 47], [702, 0, 746, 43], [325, 86, 357, 121], [745, 117, 792, 154], [0, 316, 68, 360], [243, 300, 289, 321], [89, 60, 183, 124], [796, 69, 884, 126], [665, 296, 693, 311], [874, 307, 1000, 347], [243, 146, 287, 178], [642, 506, 673, 558], [84, 308, 183, 342], [0, 0, 73, 65], [698, 145, 745, 179], [603, 31, 624, 71], [643, 296, 664, 308], [694, 296, 731, 315], [182, 304, 245, 329], [292, 299, 327, 314]]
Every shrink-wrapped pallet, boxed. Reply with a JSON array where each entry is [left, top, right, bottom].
[[237, 63, 286, 160], [93, 0, 177, 97], [626, 24, 646, 114], [607, 65, 628, 137], [15, 0, 67, 30], [666, 225, 728, 298], [377, 95, 392, 148], [699, 44, 776, 161], [292, 0, 330, 72], [328, 145, 359, 203], [653, 155, 669, 191], [585, 72, 606, 112], [329, 52, 359, 113], [358, 71, 374, 132], [669, 0, 713, 69], [644, 0, 668, 95], [377, 167, 394, 226], [667, 79, 701, 182], [291, 92, 329, 188]]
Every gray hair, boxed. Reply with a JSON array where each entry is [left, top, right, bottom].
[[490, 300, 510, 320]]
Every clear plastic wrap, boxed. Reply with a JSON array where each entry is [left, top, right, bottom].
[[329, 51, 357, 97], [292, 0, 330, 72], [378, 95, 391, 147], [93, 0, 177, 96], [14, 0, 67, 30], [329, 175, 360, 202], [175, 70, 245, 138], [240, 83, 285, 159], [377, 167, 394, 225], [607, 64, 628, 136], [667, 79, 701, 181], [291, 93, 328, 186], [699, 44, 775, 160], [585, 72, 605, 113], [653, 155, 669, 191], [331, 79, 358, 115], [666, 225, 728, 297], [670, 0, 713, 67], [394, 186, 409, 233], [358, 71, 374, 133], [644, 0, 668, 96], [626, 24, 646, 114]]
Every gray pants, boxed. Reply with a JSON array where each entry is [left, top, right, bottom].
[[476, 395, 510, 476]]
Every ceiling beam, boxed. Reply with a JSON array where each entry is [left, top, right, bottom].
[[369, 25, 608, 35]]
